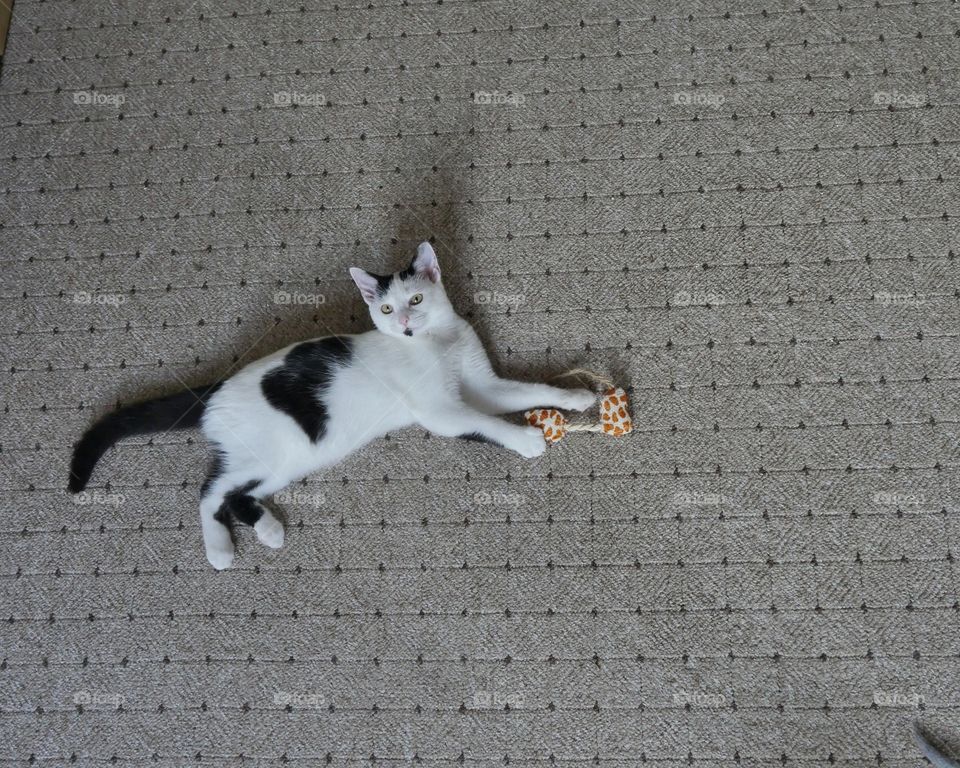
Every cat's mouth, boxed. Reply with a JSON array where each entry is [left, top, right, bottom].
[[403, 328, 414, 337]]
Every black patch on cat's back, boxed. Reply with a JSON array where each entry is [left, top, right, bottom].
[[261, 336, 353, 442]]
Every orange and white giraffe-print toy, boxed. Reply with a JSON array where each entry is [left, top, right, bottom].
[[525, 385, 632, 444]]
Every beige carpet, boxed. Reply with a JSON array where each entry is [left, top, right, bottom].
[[1, 0, 958, 764]]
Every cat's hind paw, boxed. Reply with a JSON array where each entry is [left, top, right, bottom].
[[205, 541, 235, 570], [203, 522, 235, 570], [255, 514, 285, 549], [512, 426, 547, 458]]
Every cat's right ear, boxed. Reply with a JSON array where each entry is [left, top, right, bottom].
[[349, 268, 379, 305], [412, 241, 441, 283]]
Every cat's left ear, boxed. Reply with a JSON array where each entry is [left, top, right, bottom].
[[411, 241, 441, 283]]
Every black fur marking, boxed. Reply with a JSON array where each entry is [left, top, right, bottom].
[[369, 261, 415, 298], [261, 336, 353, 442], [213, 506, 232, 528], [221, 480, 264, 527], [371, 272, 393, 296], [232, 497, 266, 526], [69, 382, 222, 493], [458, 432, 498, 445], [201, 452, 225, 497]]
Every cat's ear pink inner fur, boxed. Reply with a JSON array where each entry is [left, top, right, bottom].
[[412, 242, 441, 283], [349, 267, 380, 304]]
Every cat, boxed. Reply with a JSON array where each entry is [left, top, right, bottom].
[[69, 242, 596, 569]]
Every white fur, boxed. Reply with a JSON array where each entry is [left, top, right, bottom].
[[197, 242, 595, 568], [254, 514, 285, 548]]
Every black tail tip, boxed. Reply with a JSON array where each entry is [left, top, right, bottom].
[[69, 433, 100, 493], [67, 471, 87, 494], [68, 452, 92, 493]]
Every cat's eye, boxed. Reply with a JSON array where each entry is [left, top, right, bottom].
[[380, 304, 393, 314], [410, 294, 423, 306]]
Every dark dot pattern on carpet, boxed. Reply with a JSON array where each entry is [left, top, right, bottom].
[[0, 0, 958, 764]]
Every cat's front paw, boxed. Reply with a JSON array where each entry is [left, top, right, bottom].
[[562, 388, 596, 412], [512, 426, 547, 458]]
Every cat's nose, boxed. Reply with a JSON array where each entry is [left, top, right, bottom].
[[398, 315, 410, 328]]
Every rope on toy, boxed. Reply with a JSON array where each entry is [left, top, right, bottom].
[[525, 369, 632, 444]]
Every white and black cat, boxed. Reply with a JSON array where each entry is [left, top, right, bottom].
[[69, 242, 596, 569]]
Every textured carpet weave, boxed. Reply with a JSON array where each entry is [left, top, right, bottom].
[[1, 0, 958, 764]]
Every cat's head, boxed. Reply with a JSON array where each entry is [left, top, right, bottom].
[[349, 242, 455, 338]]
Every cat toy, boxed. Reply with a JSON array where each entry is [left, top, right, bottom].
[[525, 370, 632, 444]]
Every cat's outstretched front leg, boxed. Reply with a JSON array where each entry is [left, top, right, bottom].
[[465, 378, 596, 416], [464, 372, 597, 415], [459, 330, 596, 415], [416, 403, 546, 458]]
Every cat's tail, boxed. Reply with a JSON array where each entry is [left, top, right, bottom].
[[68, 382, 222, 493]]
